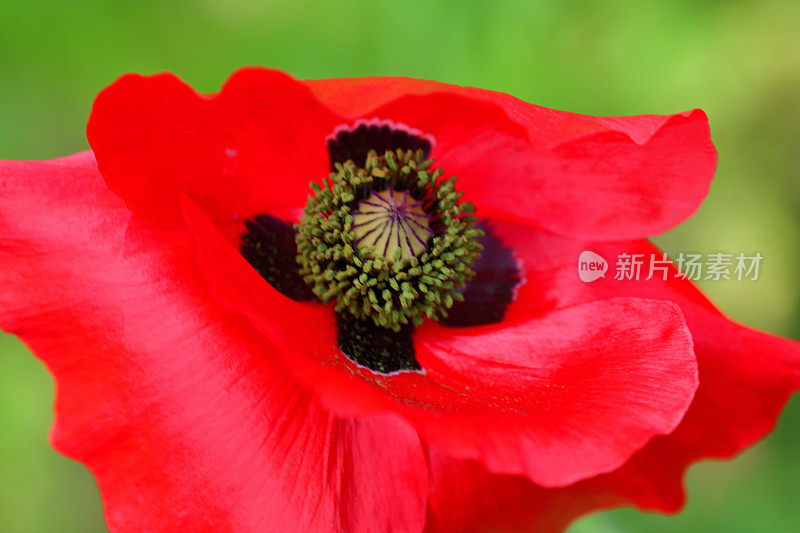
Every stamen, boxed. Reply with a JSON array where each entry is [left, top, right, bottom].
[[295, 149, 483, 332]]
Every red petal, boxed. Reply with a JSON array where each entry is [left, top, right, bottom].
[[307, 77, 717, 240], [89, 69, 716, 239], [307, 76, 702, 149], [483, 218, 800, 516], [88, 68, 343, 228], [184, 204, 698, 487], [424, 449, 613, 533], [413, 297, 697, 487], [424, 318, 800, 532], [0, 153, 428, 532], [424, 309, 800, 530]]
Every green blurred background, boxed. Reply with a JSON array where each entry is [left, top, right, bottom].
[[1, 0, 798, 531]]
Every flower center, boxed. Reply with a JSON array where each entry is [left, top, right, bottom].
[[295, 148, 483, 372], [240, 120, 522, 373]]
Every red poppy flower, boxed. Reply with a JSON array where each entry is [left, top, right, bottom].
[[1, 68, 798, 532]]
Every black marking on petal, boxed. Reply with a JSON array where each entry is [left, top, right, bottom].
[[440, 222, 523, 328], [327, 119, 433, 170], [336, 312, 421, 374], [240, 214, 315, 301]]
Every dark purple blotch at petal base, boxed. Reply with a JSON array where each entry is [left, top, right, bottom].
[[327, 119, 433, 170], [441, 222, 523, 328]]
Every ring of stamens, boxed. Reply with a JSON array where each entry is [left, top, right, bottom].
[[295, 149, 483, 331]]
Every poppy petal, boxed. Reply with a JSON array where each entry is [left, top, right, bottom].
[[307, 76, 699, 147], [423, 313, 800, 531], [424, 310, 800, 531], [481, 218, 800, 515], [88, 68, 343, 228], [606, 309, 800, 512], [307, 77, 717, 241], [412, 297, 697, 487], [0, 153, 428, 532], [424, 449, 606, 533], [182, 208, 698, 488], [90, 68, 716, 240]]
